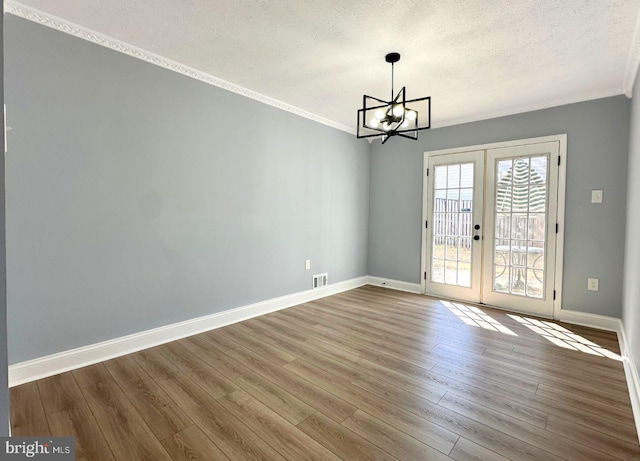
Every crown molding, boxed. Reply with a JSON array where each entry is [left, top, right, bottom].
[[624, 2, 640, 97], [432, 88, 626, 130], [4, 0, 356, 135], [4, 1, 632, 137]]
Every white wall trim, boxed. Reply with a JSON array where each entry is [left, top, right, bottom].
[[624, 0, 640, 97], [366, 276, 423, 294], [420, 162, 429, 295], [432, 89, 626, 129], [5, 1, 628, 136], [552, 134, 568, 319], [616, 319, 640, 443], [422, 134, 569, 159], [8, 276, 368, 387], [9, 275, 640, 445], [553, 308, 621, 332], [3, 1, 355, 136]]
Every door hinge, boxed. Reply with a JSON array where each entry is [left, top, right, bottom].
[[558, 156, 561, 166], [425, 220, 428, 229], [553, 290, 556, 300], [426, 168, 429, 176], [424, 271, 427, 280], [555, 223, 558, 233]]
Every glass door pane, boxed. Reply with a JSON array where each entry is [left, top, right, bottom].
[[425, 137, 562, 318], [493, 155, 548, 298], [483, 141, 560, 318], [425, 150, 484, 304], [431, 163, 474, 287]]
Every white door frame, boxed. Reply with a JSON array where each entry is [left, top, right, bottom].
[[420, 134, 567, 319], [424, 150, 485, 304]]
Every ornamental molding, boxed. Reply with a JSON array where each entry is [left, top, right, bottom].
[[624, 4, 640, 97], [4, 0, 356, 135], [4, 1, 631, 135]]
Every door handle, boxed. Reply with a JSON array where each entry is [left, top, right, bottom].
[[474, 224, 481, 241]]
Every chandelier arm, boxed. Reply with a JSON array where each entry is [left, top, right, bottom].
[[356, 52, 430, 142]]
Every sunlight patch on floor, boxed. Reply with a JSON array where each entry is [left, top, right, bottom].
[[441, 300, 517, 336], [508, 314, 621, 360]]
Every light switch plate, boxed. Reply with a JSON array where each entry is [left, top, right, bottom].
[[305, 259, 311, 270], [591, 190, 603, 203], [587, 277, 599, 291]]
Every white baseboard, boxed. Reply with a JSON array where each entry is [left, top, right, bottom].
[[554, 308, 621, 332], [553, 310, 640, 443], [366, 276, 423, 294], [10, 274, 640, 446], [8, 276, 368, 387], [616, 320, 640, 444]]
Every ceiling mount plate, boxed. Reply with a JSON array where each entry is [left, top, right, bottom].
[[385, 52, 401, 64]]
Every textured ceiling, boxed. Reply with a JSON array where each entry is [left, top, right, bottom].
[[9, 0, 640, 132]]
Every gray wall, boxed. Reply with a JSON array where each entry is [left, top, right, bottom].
[[4, 15, 369, 364], [4, 11, 633, 370], [1, 3, 10, 435], [623, 78, 640, 371], [369, 96, 630, 317]]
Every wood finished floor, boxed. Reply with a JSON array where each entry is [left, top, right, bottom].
[[10, 286, 640, 460]]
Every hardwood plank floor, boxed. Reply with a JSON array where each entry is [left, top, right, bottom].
[[38, 373, 108, 459], [9, 286, 640, 460]]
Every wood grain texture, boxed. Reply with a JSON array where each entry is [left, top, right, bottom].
[[10, 382, 50, 436], [77, 446, 116, 461], [161, 425, 230, 461], [449, 437, 511, 461], [284, 357, 461, 454], [103, 355, 193, 440], [38, 373, 107, 458], [342, 409, 453, 461], [157, 373, 287, 461], [224, 344, 357, 423], [73, 364, 173, 461], [219, 389, 343, 461], [156, 341, 238, 399], [297, 411, 398, 461], [438, 392, 622, 461], [180, 336, 317, 425], [10, 286, 639, 460]]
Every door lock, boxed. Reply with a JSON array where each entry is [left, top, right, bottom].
[[474, 224, 481, 241]]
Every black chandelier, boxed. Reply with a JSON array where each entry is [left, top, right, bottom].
[[357, 52, 431, 144]]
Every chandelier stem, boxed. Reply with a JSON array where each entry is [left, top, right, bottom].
[[356, 51, 431, 143], [391, 62, 395, 100]]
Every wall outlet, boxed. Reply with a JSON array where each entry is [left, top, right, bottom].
[[591, 190, 603, 203], [587, 277, 599, 291], [305, 259, 311, 270]]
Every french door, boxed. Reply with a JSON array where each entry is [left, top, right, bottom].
[[423, 137, 563, 317]]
